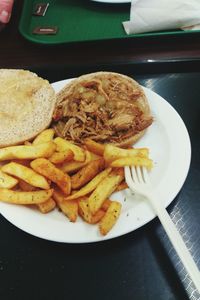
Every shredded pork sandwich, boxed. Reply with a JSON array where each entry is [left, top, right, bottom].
[[53, 72, 153, 147]]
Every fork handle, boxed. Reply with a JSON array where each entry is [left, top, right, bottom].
[[149, 194, 200, 293]]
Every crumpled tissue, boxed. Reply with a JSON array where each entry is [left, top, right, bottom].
[[123, 0, 200, 34]]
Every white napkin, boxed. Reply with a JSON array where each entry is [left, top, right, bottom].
[[123, 0, 200, 34]]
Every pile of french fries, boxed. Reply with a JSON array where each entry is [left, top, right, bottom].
[[0, 129, 153, 236]]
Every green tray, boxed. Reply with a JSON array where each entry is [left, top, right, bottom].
[[19, 0, 200, 45]]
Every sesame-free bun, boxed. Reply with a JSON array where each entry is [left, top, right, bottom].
[[0, 69, 56, 148], [53, 71, 153, 148]]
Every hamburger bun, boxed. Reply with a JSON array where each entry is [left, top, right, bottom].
[[0, 69, 56, 148], [53, 72, 153, 147]]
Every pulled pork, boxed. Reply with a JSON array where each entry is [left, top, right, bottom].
[[53, 75, 153, 145]]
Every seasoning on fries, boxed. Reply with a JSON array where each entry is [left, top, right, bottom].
[[2, 162, 50, 190], [88, 168, 124, 215], [0, 170, 18, 189], [53, 190, 78, 222], [99, 201, 122, 236], [31, 158, 71, 195], [71, 158, 104, 189], [54, 137, 85, 162], [0, 142, 56, 161], [0, 188, 53, 205], [0, 131, 153, 236], [37, 198, 56, 214], [78, 197, 105, 224], [32, 128, 55, 145]]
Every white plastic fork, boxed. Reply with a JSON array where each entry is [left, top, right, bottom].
[[125, 165, 200, 293]]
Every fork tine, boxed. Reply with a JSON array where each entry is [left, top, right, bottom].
[[131, 165, 138, 183], [125, 166, 133, 187], [142, 167, 150, 184], [136, 166, 143, 183]]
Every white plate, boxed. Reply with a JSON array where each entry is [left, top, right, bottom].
[[0, 79, 191, 243], [91, 0, 131, 3]]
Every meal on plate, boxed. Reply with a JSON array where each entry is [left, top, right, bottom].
[[0, 69, 153, 236]]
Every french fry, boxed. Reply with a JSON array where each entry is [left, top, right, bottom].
[[0, 170, 18, 189], [37, 198, 56, 214], [12, 159, 31, 167], [0, 124, 153, 236], [84, 138, 105, 156], [2, 162, 50, 190], [99, 201, 122, 235], [0, 188, 53, 205], [49, 149, 74, 164], [53, 190, 78, 222], [78, 198, 105, 224], [59, 150, 92, 173], [33, 129, 55, 145], [31, 158, 71, 195], [66, 168, 112, 201], [25, 136, 56, 224], [54, 137, 85, 162], [71, 158, 105, 190], [101, 199, 112, 212], [18, 179, 55, 213], [90, 152, 101, 160], [0, 142, 56, 161], [88, 168, 124, 215], [111, 156, 153, 170], [115, 181, 128, 192], [104, 144, 149, 164], [18, 179, 37, 192]]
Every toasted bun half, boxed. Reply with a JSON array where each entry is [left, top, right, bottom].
[[53, 72, 153, 147], [0, 69, 56, 148]]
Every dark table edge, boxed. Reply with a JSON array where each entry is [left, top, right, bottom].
[[27, 57, 200, 83]]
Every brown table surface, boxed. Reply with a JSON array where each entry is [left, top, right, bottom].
[[1, 0, 200, 70]]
